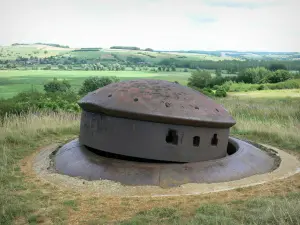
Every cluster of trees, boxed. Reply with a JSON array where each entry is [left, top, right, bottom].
[[35, 43, 70, 48], [187, 64, 298, 97], [237, 67, 292, 84], [0, 76, 122, 120], [0, 90, 80, 121], [157, 59, 300, 72], [110, 46, 140, 50], [157, 65, 177, 72], [78, 76, 120, 95], [81, 63, 126, 71], [42, 76, 120, 96], [44, 78, 71, 93], [187, 70, 228, 98]]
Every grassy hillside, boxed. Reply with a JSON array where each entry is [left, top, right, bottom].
[[0, 45, 72, 60], [0, 44, 237, 61], [1, 94, 299, 224], [53, 47, 237, 63]]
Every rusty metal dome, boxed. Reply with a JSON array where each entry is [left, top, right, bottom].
[[78, 79, 236, 128]]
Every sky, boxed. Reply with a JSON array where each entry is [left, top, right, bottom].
[[0, 0, 299, 52]]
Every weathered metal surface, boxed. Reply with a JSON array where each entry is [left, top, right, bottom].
[[54, 138, 276, 187], [79, 111, 229, 162], [78, 80, 236, 128]]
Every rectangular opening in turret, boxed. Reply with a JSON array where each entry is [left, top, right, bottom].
[[165, 129, 178, 145]]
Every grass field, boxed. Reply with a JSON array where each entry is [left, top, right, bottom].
[[1, 93, 300, 224], [0, 44, 236, 62], [228, 89, 300, 98], [0, 70, 190, 98], [0, 45, 71, 60]]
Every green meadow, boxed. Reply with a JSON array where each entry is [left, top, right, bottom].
[[0, 70, 190, 98]]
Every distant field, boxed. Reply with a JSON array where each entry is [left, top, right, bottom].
[[228, 89, 300, 98], [62, 48, 236, 62], [0, 44, 237, 62], [0, 70, 190, 98], [0, 45, 71, 60]]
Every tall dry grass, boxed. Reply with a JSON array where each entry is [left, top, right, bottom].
[[0, 97, 300, 224], [0, 111, 80, 225], [0, 111, 80, 141], [220, 97, 300, 151]]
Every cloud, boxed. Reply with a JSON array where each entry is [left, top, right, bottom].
[[204, 0, 280, 9], [189, 15, 218, 24], [0, 0, 299, 51]]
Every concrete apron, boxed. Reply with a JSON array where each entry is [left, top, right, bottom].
[[32, 138, 300, 198]]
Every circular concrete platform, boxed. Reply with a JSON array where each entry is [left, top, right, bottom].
[[53, 137, 278, 187], [32, 139, 300, 197]]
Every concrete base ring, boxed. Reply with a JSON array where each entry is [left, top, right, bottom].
[[32, 137, 300, 197]]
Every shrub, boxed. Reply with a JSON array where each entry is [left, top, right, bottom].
[[215, 88, 227, 97], [58, 64, 66, 70], [0, 90, 81, 120], [266, 79, 300, 89], [78, 76, 120, 96], [190, 86, 215, 98], [265, 70, 292, 83], [268, 63, 287, 71], [237, 67, 271, 84], [43, 65, 51, 70], [44, 78, 71, 93], [257, 84, 267, 90], [187, 70, 212, 89], [220, 79, 300, 92]]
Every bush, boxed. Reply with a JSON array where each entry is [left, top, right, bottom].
[[215, 88, 227, 97], [257, 84, 267, 90], [187, 70, 212, 89], [0, 90, 81, 120], [43, 65, 51, 70], [268, 63, 287, 71], [44, 78, 71, 93], [78, 76, 120, 96], [58, 64, 66, 70], [266, 79, 300, 90], [237, 67, 271, 84], [190, 86, 215, 98], [220, 79, 300, 92], [265, 70, 292, 83]]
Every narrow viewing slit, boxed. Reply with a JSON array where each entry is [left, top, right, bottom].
[[193, 136, 200, 147], [165, 129, 178, 145], [211, 134, 218, 146]]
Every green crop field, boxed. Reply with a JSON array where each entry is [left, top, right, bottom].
[[0, 70, 191, 98]]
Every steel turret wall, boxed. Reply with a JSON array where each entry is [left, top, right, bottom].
[[79, 111, 230, 162]]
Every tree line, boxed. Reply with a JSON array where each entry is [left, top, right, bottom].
[[187, 65, 300, 96]]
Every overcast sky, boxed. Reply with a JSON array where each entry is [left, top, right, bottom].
[[0, 0, 299, 51]]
